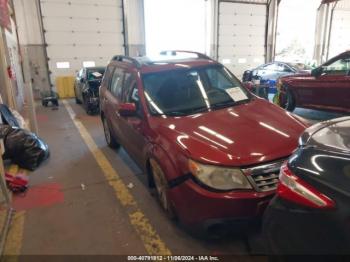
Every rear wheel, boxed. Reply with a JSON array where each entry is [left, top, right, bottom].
[[150, 159, 176, 219], [83, 96, 92, 115], [282, 90, 296, 112], [74, 88, 82, 104], [102, 117, 119, 148]]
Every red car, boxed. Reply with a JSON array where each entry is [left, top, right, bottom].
[[276, 51, 350, 113], [100, 51, 308, 231]]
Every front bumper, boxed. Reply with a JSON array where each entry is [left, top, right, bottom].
[[263, 197, 350, 255], [169, 179, 274, 226]]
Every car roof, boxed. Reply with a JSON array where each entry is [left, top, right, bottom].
[[86, 66, 105, 71], [109, 52, 221, 74], [138, 58, 220, 74]]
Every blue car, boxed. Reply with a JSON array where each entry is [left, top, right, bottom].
[[242, 62, 311, 94]]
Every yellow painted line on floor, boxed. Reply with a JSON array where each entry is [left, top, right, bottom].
[[2, 167, 28, 259], [62, 100, 171, 256], [3, 211, 25, 257]]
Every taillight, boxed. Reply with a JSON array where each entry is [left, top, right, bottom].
[[277, 163, 335, 209]]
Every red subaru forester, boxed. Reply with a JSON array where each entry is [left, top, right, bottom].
[[100, 51, 308, 230]]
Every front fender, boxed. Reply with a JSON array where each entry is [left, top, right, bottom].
[[145, 142, 188, 183]]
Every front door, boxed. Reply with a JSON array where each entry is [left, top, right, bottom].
[[297, 55, 350, 111], [118, 74, 147, 166]]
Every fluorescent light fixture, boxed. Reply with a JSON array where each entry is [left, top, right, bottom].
[[83, 61, 96, 68], [238, 58, 247, 64], [56, 62, 70, 69]]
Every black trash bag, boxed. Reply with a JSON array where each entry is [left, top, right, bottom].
[[0, 104, 20, 128], [0, 125, 50, 171]]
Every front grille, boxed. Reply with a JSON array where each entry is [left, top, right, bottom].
[[243, 160, 286, 192]]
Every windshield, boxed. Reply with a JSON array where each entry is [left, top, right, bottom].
[[143, 66, 250, 116], [87, 68, 105, 81], [287, 63, 312, 71]]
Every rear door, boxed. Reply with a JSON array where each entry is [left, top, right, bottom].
[[104, 66, 125, 140]]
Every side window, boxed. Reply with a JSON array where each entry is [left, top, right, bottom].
[[122, 73, 138, 102], [109, 68, 124, 98], [263, 63, 277, 71], [323, 57, 350, 76], [128, 83, 141, 115], [282, 65, 293, 73], [127, 83, 139, 103], [102, 65, 115, 88]]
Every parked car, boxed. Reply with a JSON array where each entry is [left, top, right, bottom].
[[242, 62, 311, 93], [100, 51, 308, 232], [276, 51, 350, 113], [74, 67, 105, 114], [263, 116, 350, 255]]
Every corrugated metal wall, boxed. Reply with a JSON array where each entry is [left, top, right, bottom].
[[328, 0, 350, 57], [39, 0, 125, 85], [217, 1, 267, 77]]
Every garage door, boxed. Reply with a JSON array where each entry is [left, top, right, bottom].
[[40, 0, 125, 85], [218, 1, 267, 78], [328, 1, 350, 58]]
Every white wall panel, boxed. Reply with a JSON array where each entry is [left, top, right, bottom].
[[329, 9, 350, 58], [40, 0, 125, 85], [218, 1, 267, 77]]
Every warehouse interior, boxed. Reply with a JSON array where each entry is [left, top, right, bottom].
[[0, 0, 349, 260]]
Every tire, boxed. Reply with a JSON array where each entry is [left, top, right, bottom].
[[102, 117, 119, 148], [74, 88, 82, 104], [83, 96, 92, 115], [75, 97, 82, 104], [150, 159, 176, 219], [282, 90, 296, 112]]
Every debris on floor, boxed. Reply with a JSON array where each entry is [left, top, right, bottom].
[[0, 125, 50, 171], [81, 183, 86, 190], [5, 173, 29, 193], [127, 183, 134, 189]]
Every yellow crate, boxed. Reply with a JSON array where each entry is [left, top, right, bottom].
[[56, 76, 75, 98]]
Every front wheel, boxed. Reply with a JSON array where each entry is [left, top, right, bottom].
[[150, 159, 176, 219], [281, 90, 296, 112], [102, 117, 119, 148]]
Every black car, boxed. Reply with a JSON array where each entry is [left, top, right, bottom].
[[74, 67, 105, 114], [263, 117, 350, 255]]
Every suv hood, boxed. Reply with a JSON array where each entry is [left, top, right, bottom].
[[152, 98, 308, 167]]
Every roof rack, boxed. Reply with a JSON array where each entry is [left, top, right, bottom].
[[159, 50, 212, 60], [111, 55, 142, 68]]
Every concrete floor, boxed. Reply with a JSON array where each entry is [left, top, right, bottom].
[[2, 99, 347, 259]]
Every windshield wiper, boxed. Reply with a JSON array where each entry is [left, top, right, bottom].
[[164, 106, 209, 116], [211, 99, 250, 110], [211, 100, 237, 110]]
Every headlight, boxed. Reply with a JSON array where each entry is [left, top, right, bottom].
[[188, 160, 252, 191]]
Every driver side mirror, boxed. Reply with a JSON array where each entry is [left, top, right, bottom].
[[311, 67, 323, 77], [118, 103, 137, 117]]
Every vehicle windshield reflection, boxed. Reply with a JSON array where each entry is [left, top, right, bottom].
[[142, 65, 250, 116]]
